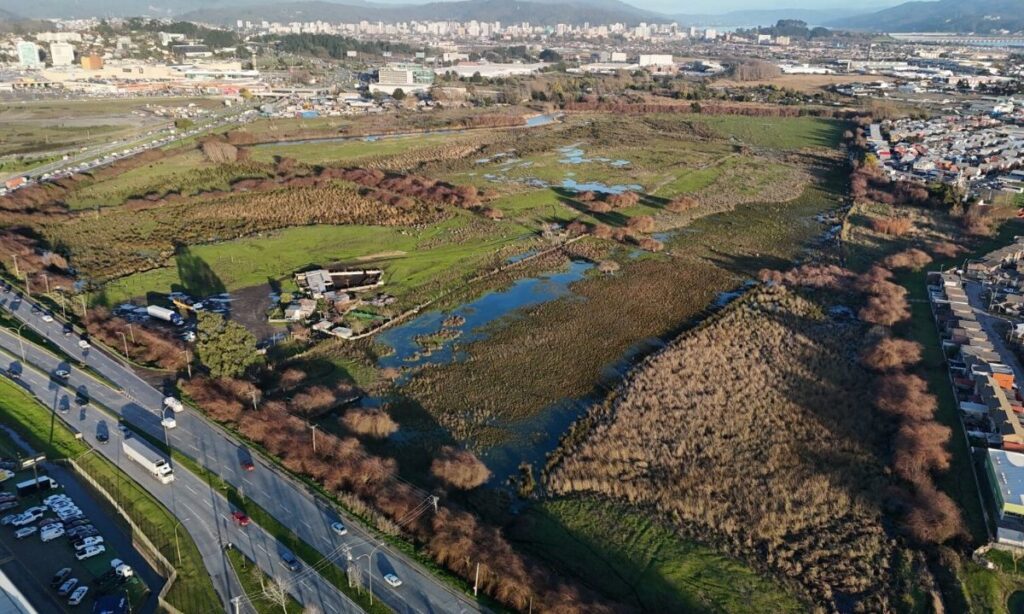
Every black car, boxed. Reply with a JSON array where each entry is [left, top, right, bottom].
[[50, 567, 72, 587], [95, 423, 109, 444], [280, 551, 301, 572], [75, 391, 89, 406], [62, 323, 73, 336]]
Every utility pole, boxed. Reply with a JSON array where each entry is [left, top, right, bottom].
[[310, 423, 318, 453], [79, 294, 87, 318], [10, 254, 18, 278], [128, 323, 135, 343], [251, 390, 258, 411], [231, 597, 241, 614], [25, 276, 31, 297], [58, 293, 66, 319], [474, 562, 480, 597], [118, 331, 129, 358], [184, 350, 192, 379], [41, 273, 49, 294]]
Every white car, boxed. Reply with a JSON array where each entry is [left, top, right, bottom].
[[14, 526, 37, 539], [54, 369, 71, 379], [78, 340, 91, 350], [44, 494, 69, 505], [57, 578, 79, 597], [41, 527, 65, 542], [75, 544, 105, 560], [383, 573, 402, 588], [161, 416, 177, 429], [11, 512, 42, 527], [74, 536, 104, 550], [41, 314, 54, 323], [68, 586, 88, 606], [330, 522, 347, 536]]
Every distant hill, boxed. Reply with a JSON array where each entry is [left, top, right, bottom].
[[0, 7, 19, 20], [182, 0, 662, 26], [671, 8, 873, 28], [830, 0, 1024, 33]]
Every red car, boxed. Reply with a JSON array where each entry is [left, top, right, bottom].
[[241, 460, 254, 472], [231, 511, 250, 527]]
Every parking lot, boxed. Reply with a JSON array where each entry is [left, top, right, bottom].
[[0, 462, 161, 612]]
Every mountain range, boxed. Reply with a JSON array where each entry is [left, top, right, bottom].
[[0, 0, 1020, 33], [828, 0, 1024, 33]]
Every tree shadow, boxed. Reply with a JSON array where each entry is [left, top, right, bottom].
[[173, 243, 226, 297]]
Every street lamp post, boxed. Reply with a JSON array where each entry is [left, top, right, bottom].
[[353, 544, 384, 605]]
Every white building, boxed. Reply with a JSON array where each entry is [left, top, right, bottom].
[[16, 41, 42, 69], [610, 51, 627, 63], [638, 54, 673, 67], [49, 42, 75, 67]]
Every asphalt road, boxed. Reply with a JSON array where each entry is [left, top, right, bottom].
[[0, 290, 481, 614], [0, 340, 362, 614]]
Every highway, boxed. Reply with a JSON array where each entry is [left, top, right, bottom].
[[0, 339, 362, 614], [2, 104, 256, 188], [0, 290, 481, 613]]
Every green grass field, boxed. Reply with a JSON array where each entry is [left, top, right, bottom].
[[64, 151, 211, 210], [516, 498, 802, 613], [248, 132, 464, 165], [693, 114, 845, 149], [0, 378, 221, 613], [98, 213, 534, 306]]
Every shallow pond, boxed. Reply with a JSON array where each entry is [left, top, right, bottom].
[[375, 260, 593, 372]]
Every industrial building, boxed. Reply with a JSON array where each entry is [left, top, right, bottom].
[[370, 63, 435, 94]]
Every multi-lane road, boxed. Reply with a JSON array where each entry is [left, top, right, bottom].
[[0, 289, 481, 614], [0, 332, 362, 614]]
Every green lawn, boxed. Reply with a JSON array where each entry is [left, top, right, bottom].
[[98, 213, 534, 306], [64, 151, 211, 210], [515, 498, 802, 613], [692, 114, 846, 150], [0, 378, 221, 613], [248, 132, 463, 165]]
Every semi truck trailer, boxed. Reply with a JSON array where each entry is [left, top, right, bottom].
[[146, 305, 183, 326], [121, 438, 174, 484]]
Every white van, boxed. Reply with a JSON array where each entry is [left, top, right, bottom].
[[164, 397, 184, 413]]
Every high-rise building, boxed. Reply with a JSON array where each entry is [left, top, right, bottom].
[[50, 42, 75, 66], [17, 41, 43, 69]]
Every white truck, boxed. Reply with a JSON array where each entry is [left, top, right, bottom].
[[146, 305, 183, 326], [122, 438, 174, 484]]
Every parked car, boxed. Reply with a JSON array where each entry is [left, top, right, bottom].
[[44, 494, 70, 506], [383, 573, 402, 588], [231, 511, 250, 527], [57, 577, 79, 597], [0, 501, 17, 512], [68, 586, 88, 606], [330, 521, 347, 536], [14, 526, 37, 539], [0, 469, 14, 482], [73, 536, 104, 551], [11, 511, 42, 527], [50, 567, 72, 587], [24, 506, 47, 516], [0, 514, 18, 526], [41, 526, 65, 542], [75, 545, 105, 560]]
